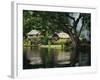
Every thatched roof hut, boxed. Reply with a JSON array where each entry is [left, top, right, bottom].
[[53, 32, 70, 39], [27, 30, 40, 39], [27, 30, 40, 35]]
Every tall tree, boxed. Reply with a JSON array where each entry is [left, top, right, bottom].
[[63, 13, 91, 66]]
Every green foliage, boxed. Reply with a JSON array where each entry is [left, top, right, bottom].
[[23, 10, 91, 46], [30, 36, 41, 46], [23, 10, 70, 37], [42, 36, 48, 45]]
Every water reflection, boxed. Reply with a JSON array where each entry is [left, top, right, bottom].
[[23, 47, 90, 69]]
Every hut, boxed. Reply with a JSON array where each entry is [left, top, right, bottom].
[[52, 32, 71, 44], [52, 32, 70, 40], [57, 32, 70, 39], [27, 30, 40, 39]]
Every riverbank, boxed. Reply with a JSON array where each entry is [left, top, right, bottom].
[[24, 44, 64, 49]]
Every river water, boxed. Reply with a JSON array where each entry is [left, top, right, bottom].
[[23, 47, 91, 69]]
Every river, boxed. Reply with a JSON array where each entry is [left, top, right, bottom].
[[23, 46, 90, 69]]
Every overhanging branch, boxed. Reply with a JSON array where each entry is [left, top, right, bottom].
[[65, 14, 75, 22]]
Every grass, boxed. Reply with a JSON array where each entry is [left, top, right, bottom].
[[24, 44, 64, 49], [40, 45, 62, 48]]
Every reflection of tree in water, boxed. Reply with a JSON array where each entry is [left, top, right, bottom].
[[23, 45, 90, 69], [38, 48, 72, 68], [40, 48, 57, 68]]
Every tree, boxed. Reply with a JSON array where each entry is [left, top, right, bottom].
[[63, 13, 91, 66], [23, 10, 91, 66]]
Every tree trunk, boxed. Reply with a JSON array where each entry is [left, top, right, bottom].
[[63, 25, 80, 66], [70, 37, 80, 66]]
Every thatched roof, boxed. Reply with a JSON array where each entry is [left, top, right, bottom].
[[55, 32, 70, 39], [27, 30, 40, 35]]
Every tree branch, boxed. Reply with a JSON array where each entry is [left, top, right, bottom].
[[65, 14, 75, 22], [73, 13, 82, 30], [77, 21, 84, 38]]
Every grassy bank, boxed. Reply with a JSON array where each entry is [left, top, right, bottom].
[[24, 44, 64, 48], [40, 45, 62, 48]]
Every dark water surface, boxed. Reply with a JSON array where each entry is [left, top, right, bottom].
[[23, 47, 91, 69]]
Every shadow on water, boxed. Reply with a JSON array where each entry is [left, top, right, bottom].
[[23, 46, 91, 69]]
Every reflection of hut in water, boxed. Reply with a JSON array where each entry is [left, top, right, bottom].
[[27, 30, 40, 39], [52, 32, 71, 44], [57, 51, 71, 65], [25, 47, 42, 65]]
